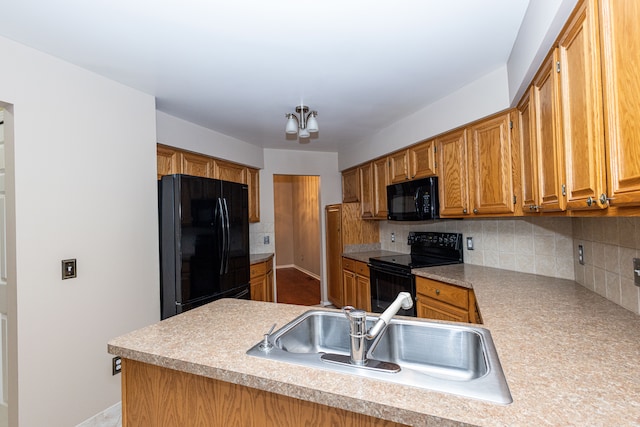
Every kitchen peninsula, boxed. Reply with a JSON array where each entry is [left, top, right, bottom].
[[109, 265, 640, 426]]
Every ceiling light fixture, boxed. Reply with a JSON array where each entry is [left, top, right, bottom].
[[285, 105, 319, 139]]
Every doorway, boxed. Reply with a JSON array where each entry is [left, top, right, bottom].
[[273, 175, 321, 305]]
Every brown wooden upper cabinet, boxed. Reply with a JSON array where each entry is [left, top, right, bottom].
[[156, 144, 261, 223], [247, 168, 260, 223], [358, 163, 374, 218], [408, 140, 437, 180], [531, 51, 567, 213], [517, 87, 540, 214], [181, 151, 214, 178], [436, 128, 470, 217], [216, 159, 247, 184], [388, 141, 437, 184], [557, 0, 607, 211], [389, 150, 409, 183], [467, 112, 516, 216], [437, 111, 518, 218], [157, 145, 179, 180], [372, 157, 389, 219], [599, 0, 640, 208], [518, 0, 640, 214], [341, 167, 360, 203]]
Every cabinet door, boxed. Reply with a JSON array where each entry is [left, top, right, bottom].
[[266, 267, 274, 303], [181, 152, 214, 178], [359, 163, 374, 218], [389, 150, 409, 183], [157, 145, 179, 179], [416, 296, 469, 323], [532, 53, 566, 212], [356, 274, 371, 312], [436, 129, 470, 217], [372, 157, 389, 219], [247, 168, 260, 223], [558, 0, 607, 211], [216, 160, 247, 184], [600, 0, 640, 207], [518, 87, 540, 213], [250, 275, 266, 302], [343, 270, 357, 307], [409, 140, 436, 179], [342, 168, 360, 203], [326, 208, 343, 308], [468, 112, 515, 215]]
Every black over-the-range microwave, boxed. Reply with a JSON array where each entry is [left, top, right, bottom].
[[386, 176, 439, 221]]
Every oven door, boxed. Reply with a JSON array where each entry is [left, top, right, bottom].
[[369, 264, 416, 317]]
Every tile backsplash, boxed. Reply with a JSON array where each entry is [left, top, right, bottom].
[[573, 217, 640, 314], [380, 216, 640, 315]]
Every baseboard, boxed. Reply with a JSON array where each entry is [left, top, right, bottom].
[[275, 264, 321, 281], [76, 401, 121, 427]]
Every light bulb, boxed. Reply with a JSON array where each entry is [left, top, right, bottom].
[[299, 127, 310, 138], [307, 112, 319, 133], [285, 114, 298, 134]]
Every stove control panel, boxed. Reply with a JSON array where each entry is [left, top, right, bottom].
[[407, 232, 462, 249]]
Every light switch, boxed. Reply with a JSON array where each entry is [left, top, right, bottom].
[[62, 259, 77, 279]]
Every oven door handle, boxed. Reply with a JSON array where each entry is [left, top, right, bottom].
[[368, 264, 414, 278]]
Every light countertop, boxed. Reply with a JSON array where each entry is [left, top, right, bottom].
[[108, 264, 640, 426], [250, 252, 273, 264]]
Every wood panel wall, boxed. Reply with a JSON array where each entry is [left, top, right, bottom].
[[121, 359, 407, 427]]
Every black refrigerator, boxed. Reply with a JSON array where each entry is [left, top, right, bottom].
[[159, 174, 250, 320]]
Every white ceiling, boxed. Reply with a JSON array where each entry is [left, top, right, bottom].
[[0, 0, 530, 152]]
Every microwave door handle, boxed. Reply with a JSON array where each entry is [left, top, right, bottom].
[[414, 188, 421, 216]]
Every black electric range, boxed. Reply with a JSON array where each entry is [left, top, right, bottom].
[[368, 232, 464, 316]]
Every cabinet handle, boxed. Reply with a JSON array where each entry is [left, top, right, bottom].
[[435, 289, 440, 295], [462, 208, 468, 214], [473, 208, 478, 214], [586, 196, 594, 207], [599, 193, 613, 205]]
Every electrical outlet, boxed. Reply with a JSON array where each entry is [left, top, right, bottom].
[[61, 259, 77, 279], [578, 245, 584, 265], [263, 235, 270, 245], [466, 237, 474, 250], [634, 258, 640, 287], [112, 356, 121, 375]]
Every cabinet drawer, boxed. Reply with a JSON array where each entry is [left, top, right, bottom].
[[416, 277, 468, 310], [342, 257, 355, 272], [355, 261, 369, 278], [250, 261, 267, 278]]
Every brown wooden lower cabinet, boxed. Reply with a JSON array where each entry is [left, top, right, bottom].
[[415, 276, 481, 324], [342, 257, 371, 311], [250, 258, 274, 302], [121, 359, 407, 427]]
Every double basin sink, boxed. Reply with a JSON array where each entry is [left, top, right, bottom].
[[247, 310, 512, 404]]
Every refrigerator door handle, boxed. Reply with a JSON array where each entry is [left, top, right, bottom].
[[216, 197, 226, 276], [222, 198, 231, 274]]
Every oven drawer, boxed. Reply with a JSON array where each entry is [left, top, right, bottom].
[[416, 277, 469, 310]]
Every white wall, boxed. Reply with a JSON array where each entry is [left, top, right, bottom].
[[156, 110, 264, 169], [507, 0, 579, 104], [338, 66, 510, 170], [0, 35, 159, 427]]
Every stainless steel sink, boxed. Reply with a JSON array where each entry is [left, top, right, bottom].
[[247, 310, 512, 404]]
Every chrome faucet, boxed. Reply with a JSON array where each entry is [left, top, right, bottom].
[[343, 292, 413, 366]]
